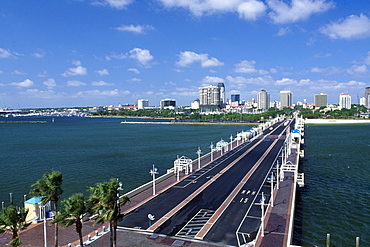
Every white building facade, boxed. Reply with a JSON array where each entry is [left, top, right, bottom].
[[339, 93, 351, 109]]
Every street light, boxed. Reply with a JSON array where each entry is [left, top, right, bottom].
[[270, 173, 274, 207], [210, 142, 214, 161], [196, 147, 202, 169], [150, 164, 158, 195], [40, 202, 50, 247], [9, 193, 13, 205], [260, 192, 266, 237], [230, 134, 233, 151]]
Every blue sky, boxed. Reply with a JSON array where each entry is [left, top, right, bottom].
[[1, 0, 370, 108]]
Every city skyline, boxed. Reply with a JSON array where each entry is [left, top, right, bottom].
[[1, 0, 370, 108]]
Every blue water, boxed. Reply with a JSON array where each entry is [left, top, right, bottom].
[[1, 117, 369, 246]]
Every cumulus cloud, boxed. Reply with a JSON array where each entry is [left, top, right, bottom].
[[0, 48, 19, 58], [43, 78, 56, 88], [129, 48, 154, 66], [105, 53, 126, 61], [176, 51, 224, 67], [234, 60, 268, 74], [128, 68, 140, 74], [95, 69, 109, 75], [62, 64, 88, 77], [201, 76, 225, 84], [347, 64, 368, 75], [158, 0, 266, 20], [115, 24, 154, 34], [275, 78, 297, 85], [268, 0, 335, 24], [92, 80, 114, 86], [320, 14, 370, 39], [67, 80, 87, 87], [9, 79, 34, 87], [92, 0, 134, 9]]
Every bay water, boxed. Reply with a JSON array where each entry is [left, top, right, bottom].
[[0, 117, 368, 246]]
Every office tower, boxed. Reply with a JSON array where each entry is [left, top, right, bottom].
[[218, 83, 225, 105], [314, 93, 327, 107], [231, 94, 240, 102], [339, 93, 351, 109], [365, 87, 370, 108], [257, 89, 270, 110], [280, 91, 293, 108], [137, 99, 149, 109], [160, 99, 176, 109]]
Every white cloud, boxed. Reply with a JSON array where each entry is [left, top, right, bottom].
[[115, 24, 154, 34], [74, 89, 130, 97], [128, 68, 140, 74], [275, 78, 297, 85], [276, 27, 291, 36], [105, 53, 127, 61], [19, 89, 57, 99], [347, 64, 368, 75], [95, 69, 109, 75], [320, 14, 370, 39], [310, 66, 341, 75], [0, 48, 18, 58], [201, 76, 225, 84], [67, 80, 87, 87], [129, 48, 154, 66], [176, 51, 224, 67], [32, 50, 45, 58], [127, 78, 142, 82], [158, 0, 266, 20], [226, 75, 273, 89], [234, 60, 268, 74], [62, 65, 88, 77], [268, 0, 335, 24], [92, 0, 134, 9], [92, 80, 114, 86], [9, 79, 34, 87], [13, 70, 26, 75], [43, 78, 56, 88], [72, 60, 82, 66]]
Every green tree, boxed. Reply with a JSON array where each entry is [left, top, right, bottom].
[[52, 193, 87, 247], [30, 171, 63, 247], [0, 205, 31, 247], [88, 178, 130, 247]]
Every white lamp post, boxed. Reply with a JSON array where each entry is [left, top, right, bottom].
[[150, 164, 158, 195], [9, 193, 13, 205], [260, 192, 266, 237], [230, 134, 233, 151], [196, 147, 202, 169], [40, 202, 50, 247], [210, 142, 214, 161], [270, 173, 274, 207], [276, 162, 280, 189]]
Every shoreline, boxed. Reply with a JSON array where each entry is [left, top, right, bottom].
[[304, 118, 370, 124]]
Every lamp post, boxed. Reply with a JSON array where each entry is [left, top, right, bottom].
[[210, 142, 214, 161], [40, 202, 50, 247], [260, 192, 266, 237], [150, 164, 158, 195], [230, 134, 233, 150], [9, 193, 13, 205], [276, 162, 280, 189], [196, 147, 202, 170], [270, 173, 274, 207]]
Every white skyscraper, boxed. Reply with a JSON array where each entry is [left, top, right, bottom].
[[257, 89, 270, 110], [280, 91, 293, 108], [199, 83, 225, 109], [137, 99, 149, 109], [339, 93, 351, 109]]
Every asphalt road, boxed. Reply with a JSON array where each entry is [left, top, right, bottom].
[[118, 120, 294, 246]]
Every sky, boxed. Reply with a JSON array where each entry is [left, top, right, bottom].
[[1, 0, 370, 108]]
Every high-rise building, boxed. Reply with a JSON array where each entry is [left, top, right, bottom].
[[199, 83, 226, 109], [231, 94, 240, 102], [137, 99, 149, 109], [314, 93, 327, 107], [280, 91, 293, 108], [339, 93, 351, 109], [257, 89, 270, 110], [160, 99, 176, 109], [365, 86, 370, 108]]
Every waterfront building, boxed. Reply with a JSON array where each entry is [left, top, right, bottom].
[[191, 99, 200, 109], [314, 93, 327, 107], [257, 89, 270, 110], [199, 83, 225, 109], [365, 86, 370, 108], [231, 94, 240, 103], [160, 99, 176, 109], [339, 93, 351, 109], [280, 91, 293, 108], [138, 99, 149, 109], [360, 97, 366, 106]]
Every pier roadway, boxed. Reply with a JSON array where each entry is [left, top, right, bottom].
[[118, 121, 291, 246]]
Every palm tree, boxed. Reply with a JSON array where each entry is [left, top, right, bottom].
[[52, 193, 87, 247], [88, 178, 130, 247], [30, 171, 63, 247], [0, 205, 31, 247]]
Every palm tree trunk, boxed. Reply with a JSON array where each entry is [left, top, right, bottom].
[[54, 198, 59, 247], [76, 219, 83, 247], [109, 219, 114, 247], [113, 219, 117, 247]]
